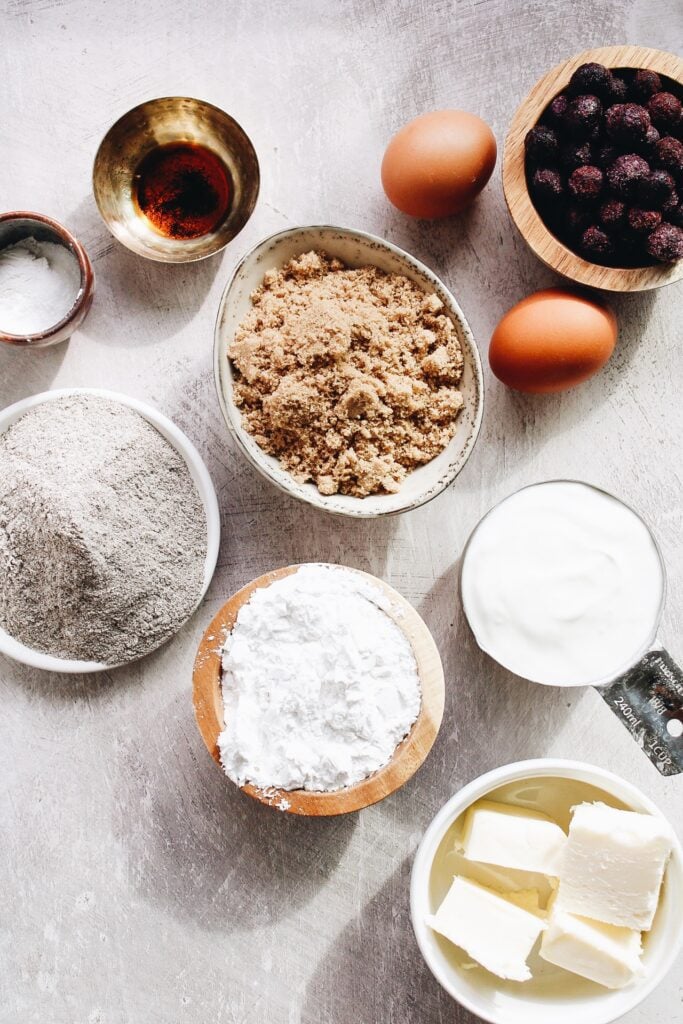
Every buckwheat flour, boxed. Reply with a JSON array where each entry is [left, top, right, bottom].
[[228, 251, 464, 497], [0, 395, 208, 664]]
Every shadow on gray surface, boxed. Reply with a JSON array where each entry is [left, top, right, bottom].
[[300, 853, 481, 1024], [370, 557, 589, 829], [65, 195, 222, 347], [113, 692, 357, 932], [0, 340, 68, 409], [0, 655, 142, 703]]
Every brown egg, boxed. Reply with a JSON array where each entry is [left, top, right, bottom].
[[381, 110, 497, 219], [489, 289, 617, 393]]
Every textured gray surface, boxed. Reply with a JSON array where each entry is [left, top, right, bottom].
[[1, 1, 682, 1022]]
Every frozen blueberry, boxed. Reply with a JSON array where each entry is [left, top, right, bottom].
[[647, 92, 682, 133], [638, 124, 661, 156], [638, 169, 676, 207], [525, 125, 560, 165], [655, 136, 683, 176], [547, 94, 570, 127], [646, 222, 683, 261], [581, 225, 613, 257], [627, 207, 662, 233], [568, 165, 604, 201], [604, 75, 628, 105], [565, 95, 603, 138], [631, 69, 662, 102], [605, 103, 651, 145], [560, 141, 593, 171], [607, 153, 650, 197], [568, 63, 612, 98], [599, 198, 626, 228], [531, 168, 565, 202]]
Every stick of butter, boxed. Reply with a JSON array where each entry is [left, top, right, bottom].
[[426, 875, 546, 981], [540, 904, 643, 989], [461, 799, 567, 875], [556, 802, 675, 931]]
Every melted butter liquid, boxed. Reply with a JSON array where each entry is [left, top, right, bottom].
[[428, 776, 658, 1001]]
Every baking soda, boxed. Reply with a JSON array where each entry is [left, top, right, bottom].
[[0, 237, 81, 335]]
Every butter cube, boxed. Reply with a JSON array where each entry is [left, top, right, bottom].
[[426, 875, 546, 981], [462, 799, 567, 876], [540, 905, 643, 989], [557, 802, 675, 931]]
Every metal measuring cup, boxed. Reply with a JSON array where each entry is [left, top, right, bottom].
[[460, 480, 683, 777]]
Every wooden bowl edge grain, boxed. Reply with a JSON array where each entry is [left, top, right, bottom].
[[192, 564, 446, 816], [502, 45, 683, 292]]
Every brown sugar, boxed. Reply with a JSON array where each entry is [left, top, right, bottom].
[[228, 251, 465, 497]]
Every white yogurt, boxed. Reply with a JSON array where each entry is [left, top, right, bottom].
[[461, 481, 664, 686]]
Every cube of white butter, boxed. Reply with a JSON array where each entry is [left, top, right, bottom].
[[557, 802, 675, 931], [426, 875, 546, 981], [461, 799, 567, 875], [540, 905, 643, 989]]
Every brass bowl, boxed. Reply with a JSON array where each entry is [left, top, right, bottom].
[[92, 97, 260, 263]]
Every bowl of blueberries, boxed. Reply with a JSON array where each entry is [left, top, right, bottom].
[[503, 45, 683, 291]]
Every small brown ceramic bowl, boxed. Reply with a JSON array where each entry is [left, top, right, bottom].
[[93, 97, 260, 263], [0, 212, 94, 347], [503, 45, 683, 292], [192, 565, 446, 816]]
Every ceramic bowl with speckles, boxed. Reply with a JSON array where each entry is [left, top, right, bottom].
[[214, 225, 484, 517]]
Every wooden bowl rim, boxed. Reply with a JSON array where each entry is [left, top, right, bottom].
[[502, 45, 683, 292], [192, 564, 445, 816]]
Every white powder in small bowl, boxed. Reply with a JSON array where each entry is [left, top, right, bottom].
[[0, 236, 81, 335], [218, 564, 422, 793]]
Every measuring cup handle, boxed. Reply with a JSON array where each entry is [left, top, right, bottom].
[[597, 649, 683, 777]]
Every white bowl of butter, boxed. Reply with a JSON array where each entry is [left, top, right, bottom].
[[410, 759, 683, 1024]]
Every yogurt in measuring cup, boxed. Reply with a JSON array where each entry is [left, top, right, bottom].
[[461, 480, 665, 687]]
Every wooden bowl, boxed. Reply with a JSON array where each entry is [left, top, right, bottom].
[[192, 565, 445, 816], [503, 45, 683, 292]]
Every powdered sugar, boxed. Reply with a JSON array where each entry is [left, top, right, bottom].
[[218, 564, 421, 793]]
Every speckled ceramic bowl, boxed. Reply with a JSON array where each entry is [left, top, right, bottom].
[[214, 225, 484, 518]]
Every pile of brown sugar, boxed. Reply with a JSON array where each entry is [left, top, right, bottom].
[[229, 251, 465, 497]]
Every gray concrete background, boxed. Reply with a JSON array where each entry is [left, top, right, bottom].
[[1, 1, 682, 1021]]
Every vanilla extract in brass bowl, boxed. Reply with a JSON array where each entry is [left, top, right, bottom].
[[192, 565, 446, 816], [93, 97, 259, 263]]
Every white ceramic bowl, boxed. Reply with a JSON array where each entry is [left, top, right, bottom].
[[0, 387, 220, 673], [214, 225, 484, 517], [411, 759, 683, 1024]]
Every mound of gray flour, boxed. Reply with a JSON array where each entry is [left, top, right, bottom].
[[0, 394, 208, 664]]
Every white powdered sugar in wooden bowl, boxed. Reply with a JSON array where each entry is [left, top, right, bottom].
[[218, 564, 422, 793]]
